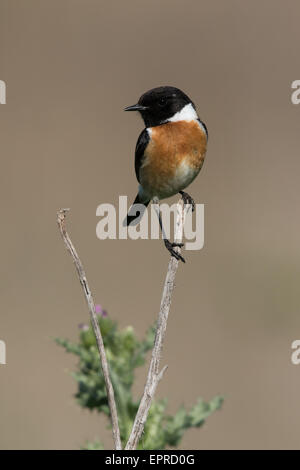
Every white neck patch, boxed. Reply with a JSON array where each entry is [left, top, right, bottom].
[[167, 103, 198, 123]]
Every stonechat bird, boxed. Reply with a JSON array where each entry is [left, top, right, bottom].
[[124, 86, 208, 262]]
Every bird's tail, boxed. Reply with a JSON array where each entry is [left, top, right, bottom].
[[124, 194, 150, 226]]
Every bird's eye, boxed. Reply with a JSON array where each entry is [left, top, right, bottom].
[[158, 97, 166, 107]]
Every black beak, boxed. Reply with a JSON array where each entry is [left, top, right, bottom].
[[124, 104, 148, 112]]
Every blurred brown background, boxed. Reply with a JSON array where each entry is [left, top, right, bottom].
[[1, 0, 300, 450]]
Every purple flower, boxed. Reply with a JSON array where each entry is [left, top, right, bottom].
[[95, 304, 108, 317]]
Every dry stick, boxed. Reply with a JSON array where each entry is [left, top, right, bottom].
[[57, 209, 122, 451], [125, 198, 189, 450]]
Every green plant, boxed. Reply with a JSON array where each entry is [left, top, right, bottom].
[[56, 307, 223, 449]]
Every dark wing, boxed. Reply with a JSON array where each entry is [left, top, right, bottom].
[[197, 118, 208, 140], [135, 128, 150, 183]]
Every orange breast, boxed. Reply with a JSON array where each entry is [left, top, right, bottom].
[[139, 120, 207, 198]]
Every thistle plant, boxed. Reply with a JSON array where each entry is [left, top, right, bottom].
[[56, 305, 223, 450]]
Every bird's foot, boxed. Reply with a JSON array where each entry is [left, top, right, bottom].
[[179, 191, 195, 211], [164, 239, 185, 263]]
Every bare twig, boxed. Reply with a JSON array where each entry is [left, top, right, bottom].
[[125, 199, 189, 450], [57, 208, 122, 450]]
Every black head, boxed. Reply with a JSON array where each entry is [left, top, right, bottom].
[[124, 86, 195, 127]]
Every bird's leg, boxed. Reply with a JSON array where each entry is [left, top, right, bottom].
[[163, 239, 185, 263], [152, 197, 185, 263], [179, 190, 195, 212]]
